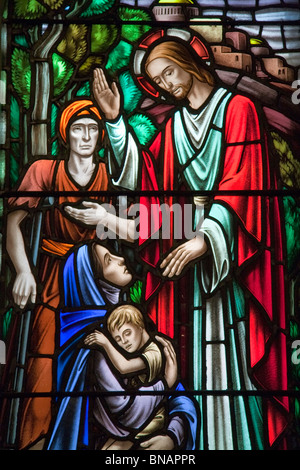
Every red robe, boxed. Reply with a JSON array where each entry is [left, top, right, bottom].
[[138, 94, 289, 448]]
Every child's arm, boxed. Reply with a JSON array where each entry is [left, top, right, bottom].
[[84, 330, 146, 375]]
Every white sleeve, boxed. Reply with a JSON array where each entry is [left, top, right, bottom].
[[106, 115, 140, 190], [198, 203, 234, 294]]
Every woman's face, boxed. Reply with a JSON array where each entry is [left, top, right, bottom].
[[94, 244, 133, 287], [146, 57, 193, 100], [69, 118, 99, 157]]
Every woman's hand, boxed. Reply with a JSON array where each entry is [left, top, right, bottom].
[[12, 272, 37, 309], [65, 201, 108, 227], [160, 235, 207, 278], [156, 335, 177, 388], [84, 330, 107, 348], [93, 68, 120, 120]]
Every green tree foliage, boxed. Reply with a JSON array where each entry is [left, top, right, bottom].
[[11, 49, 31, 109], [10, 96, 20, 139], [283, 196, 300, 272], [271, 132, 300, 272], [118, 71, 142, 114], [106, 40, 132, 74], [78, 56, 104, 77], [10, 143, 20, 186], [52, 140, 59, 156], [128, 114, 157, 146], [2, 309, 13, 340], [52, 53, 74, 96], [43, 0, 65, 8], [78, 24, 117, 77], [91, 24, 118, 54], [51, 104, 58, 155], [291, 319, 300, 344], [118, 7, 151, 43], [76, 81, 91, 97], [14, 0, 46, 19], [14, 34, 30, 48], [272, 131, 300, 190], [80, 0, 115, 16], [130, 280, 143, 304], [51, 104, 58, 138], [14, 0, 64, 19], [57, 24, 88, 63]]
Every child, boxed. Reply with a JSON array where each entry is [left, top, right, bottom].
[[84, 304, 170, 450]]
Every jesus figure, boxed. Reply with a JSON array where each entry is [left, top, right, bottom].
[[83, 33, 289, 450]]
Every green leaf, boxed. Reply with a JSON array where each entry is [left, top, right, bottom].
[[10, 143, 20, 186], [119, 7, 151, 43], [130, 280, 143, 304], [51, 139, 59, 156], [128, 113, 157, 146], [91, 24, 118, 54], [290, 320, 300, 340], [106, 40, 133, 74], [57, 24, 88, 63], [81, 0, 115, 16], [283, 195, 300, 272], [43, 0, 65, 8], [98, 148, 105, 159], [51, 104, 58, 138], [11, 48, 31, 109], [78, 56, 103, 77], [76, 81, 91, 97], [52, 53, 74, 97], [14, 0, 46, 19], [119, 71, 142, 114], [3, 308, 13, 340], [10, 96, 20, 139], [14, 34, 30, 48], [272, 131, 300, 190]]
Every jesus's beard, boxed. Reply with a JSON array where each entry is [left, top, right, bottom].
[[169, 75, 193, 101]]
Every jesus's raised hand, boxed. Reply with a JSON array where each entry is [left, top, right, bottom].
[[93, 68, 120, 120]]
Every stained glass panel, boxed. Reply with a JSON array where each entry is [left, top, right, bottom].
[[0, 0, 300, 455]]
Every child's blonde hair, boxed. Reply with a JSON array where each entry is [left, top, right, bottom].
[[107, 305, 145, 334]]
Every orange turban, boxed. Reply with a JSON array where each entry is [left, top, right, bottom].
[[59, 99, 102, 143]]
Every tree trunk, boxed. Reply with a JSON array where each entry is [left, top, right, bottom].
[[31, 24, 63, 157]]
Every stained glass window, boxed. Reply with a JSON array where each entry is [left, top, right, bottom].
[[0, 0, 300, 454]]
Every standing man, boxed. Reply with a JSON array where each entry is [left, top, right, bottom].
[[6, 99, 108, 449], [92, 31, 289, 449]]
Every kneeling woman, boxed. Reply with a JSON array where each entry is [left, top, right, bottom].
[[47, 241, 199, 450]]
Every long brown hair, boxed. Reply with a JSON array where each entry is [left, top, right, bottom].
[[145, 40, 215, 86]]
